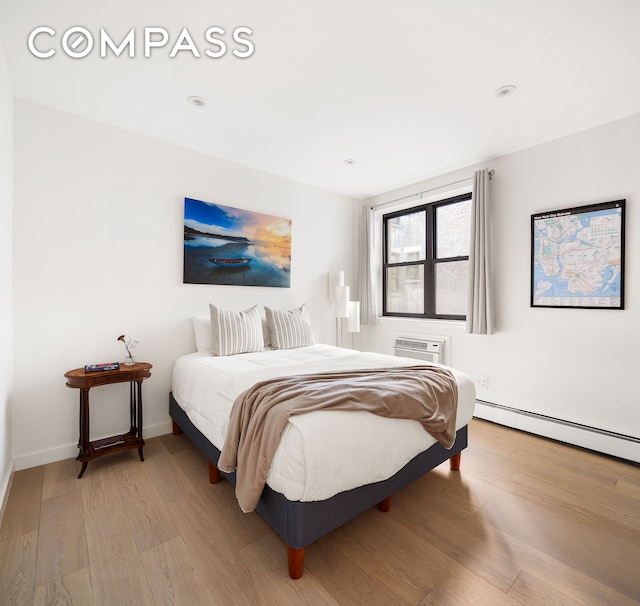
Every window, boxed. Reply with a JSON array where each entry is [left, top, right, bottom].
[[382, 193, 471, 320]]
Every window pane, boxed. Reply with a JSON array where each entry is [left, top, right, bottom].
[[436, 200, 471, 258], [435, 260, 468, 315], [386, 211, 426, 263], [386, 265, 424, 313]]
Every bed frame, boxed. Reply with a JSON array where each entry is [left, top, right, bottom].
[[169, 392, 467, 579]]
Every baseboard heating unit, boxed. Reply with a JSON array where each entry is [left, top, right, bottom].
[[475, 399, 640, 463], [394, 337, 446, 365]]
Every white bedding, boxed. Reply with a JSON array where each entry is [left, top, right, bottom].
[[172, 344, 476, 502]]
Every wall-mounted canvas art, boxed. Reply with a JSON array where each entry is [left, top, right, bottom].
[[183, 198, 292, 287]]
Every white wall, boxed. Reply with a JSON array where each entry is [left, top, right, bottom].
[[12, 99, 639, 469], [12, 100, 359, 469], [359, 112, 640, 461], [0, 41, 13, 509]]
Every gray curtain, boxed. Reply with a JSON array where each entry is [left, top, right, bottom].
[[358, 205, 378, 325], [466, 169, 494, 334]]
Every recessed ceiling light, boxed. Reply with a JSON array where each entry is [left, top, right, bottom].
[[188, 96, 207, 107], [495, 85, 516, 98], [343, 158, 356, 166]]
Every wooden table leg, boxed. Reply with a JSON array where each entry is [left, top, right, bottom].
[[77, 388, 90, 478], [129, 381, 136, 433], [136, 380, 144, 461]]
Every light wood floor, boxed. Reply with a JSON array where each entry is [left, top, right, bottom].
[[1, 418, 639, 605]]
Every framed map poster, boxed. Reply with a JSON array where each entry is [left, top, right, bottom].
[[531, 199, 625, 309]]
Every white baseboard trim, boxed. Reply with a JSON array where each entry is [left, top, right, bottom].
[[0, 459, 15, 527], [13, 420, 174, 471], [474, 400, 640, 463]]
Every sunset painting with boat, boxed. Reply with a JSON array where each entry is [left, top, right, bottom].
[[183, 197, 292, 287]]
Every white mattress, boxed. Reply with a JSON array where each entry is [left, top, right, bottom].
[[172, 344, 476, 502]]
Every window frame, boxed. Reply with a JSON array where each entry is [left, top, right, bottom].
[[382, 192, 471, 320]]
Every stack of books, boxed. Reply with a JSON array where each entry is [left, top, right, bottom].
[[84, 362, 120, 373]]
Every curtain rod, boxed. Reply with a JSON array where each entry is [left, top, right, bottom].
[[370, 169, 494, 210]]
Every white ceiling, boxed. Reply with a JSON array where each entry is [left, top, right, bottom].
[[2, 0, 640, 199]]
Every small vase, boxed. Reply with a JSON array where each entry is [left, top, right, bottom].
[[124, 353, 136, 366]]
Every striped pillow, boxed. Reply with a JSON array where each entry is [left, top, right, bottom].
[[209, 304, 264, 356], [265, 304, 315, 349]]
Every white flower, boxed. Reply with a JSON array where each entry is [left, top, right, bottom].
[[117, 334, 139, 359]]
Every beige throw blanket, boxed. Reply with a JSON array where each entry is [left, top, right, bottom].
[[218, 365, 458, 512]]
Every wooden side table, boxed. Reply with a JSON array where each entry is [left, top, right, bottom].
[[64, 362, 152, 478]]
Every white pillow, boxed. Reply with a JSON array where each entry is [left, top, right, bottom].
[[209, 304, 264, 356], [265, 304, 315, 349], [192, 316, 213, 352], [193, 314, 271, 352], [261, 317, 272, 348]]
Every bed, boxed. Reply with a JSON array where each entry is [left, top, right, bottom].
[[169, 306, 476, 579]]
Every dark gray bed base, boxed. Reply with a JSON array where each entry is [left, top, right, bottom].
[[169, 392, 468, 578]]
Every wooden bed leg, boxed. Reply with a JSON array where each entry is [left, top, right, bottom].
[[449, 452, 462, 471], [378, 496, 391, 512], [172, 419, 182, 436], [208, 460, 221, 484], [287, 545, 305, 580]]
